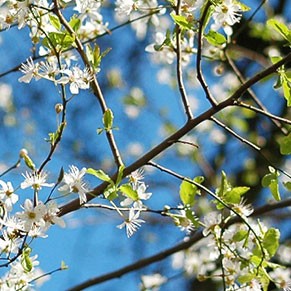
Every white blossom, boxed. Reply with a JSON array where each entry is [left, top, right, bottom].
[[0, 180, 18, 211], [117, 208, 145, 237], [21, 171, 54, 191], [140, 273, 167, 290], [18, 57, 40, 83], [57, 67, 93, 94], [211, 0, 242, 35], [16, 199, 46, 232], [58, 165, 89, 203]]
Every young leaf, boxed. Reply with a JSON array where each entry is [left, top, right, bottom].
[[267, 19, 291, 44], [224, 186, 250, 204], [170, 12, 193, 30], [87, 168, 112, 183], [205, 30, 226, 46], [23, 154, 36, 171], [180, 179, 196, 206], [262, 228, 280, 258], [69, 16, 81, 32], [104, 185, 118, 201], [282, 74, 291, 106], [103, 109, 114, 131], [119, 184, 138, 201], [262, 167, 281, 201], [116, 165, 125, 186], [279, 133, 291, 155], [49, 14, 61, 31]]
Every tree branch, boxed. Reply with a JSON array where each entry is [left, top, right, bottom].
[[59, 52, 291, 216]]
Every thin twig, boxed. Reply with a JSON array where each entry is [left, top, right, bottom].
[[52, 0, 123, 168], [234, 101, 291, 126], [196, 1, 218, 107], [211, 116, 291, 179], [211, 116, 261, 151], [175, 0, 193, 120], [225, 50, 288, 135]]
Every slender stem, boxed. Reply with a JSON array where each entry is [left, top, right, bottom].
[[234, 101, 291, 126], [196, 1, 218, 107], [175, 0, 193, 120], [211, 116, 291, 179], [225, 50, 288, 135], [53, 0, 123, 168], [211, 116, 261, 151]]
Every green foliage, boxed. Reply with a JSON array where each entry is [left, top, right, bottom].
[[179, 176, 204, 206], [215, 172, 250, 210], [21, 247, 33, 273], [205, 30, 226, 46], [267, 19, 291, 45], [279, 132, 291, 155], [170, 12, 193, 30], [22, 153, 36, 171], [119, 184, 138, 201], [262, 167, 281, 201], [86, 44, 111, 72], [87, 168, 113, 184], [262, 228, 280, 258], [97, 108, 116, 134], [46, 122, 66, 146]]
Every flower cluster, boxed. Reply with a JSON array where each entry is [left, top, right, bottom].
[[18, 57, 94, 95], [116, 169, 151, 237], [0, 163, 90, 289]]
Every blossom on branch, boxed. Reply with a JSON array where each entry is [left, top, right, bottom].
[[58, 165, 89, 203], [18, 57, 40, 83], [117, 208, 145, 237], [211, 0, 242, 35], [57, 67, 93, 94], [21, 171, 54, 191], [0, 180, 18, 212]]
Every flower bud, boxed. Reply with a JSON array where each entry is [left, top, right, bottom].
[[19, 148, 28, 158], [55, 103, 63, 114]]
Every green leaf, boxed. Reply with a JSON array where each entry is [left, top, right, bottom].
[[119, 184, 138, 201], [224, 186, 250, 204], [216, 171, 231, 198], [49, 14, 61, 30], [262, 167, 281, 201], [262, 228, 280, 258], [283, 181, 291, 191], [46, 122, 66, 146], [21, 247, 33, 272], [170, 12, 193, 30], [237, 2, 251, 12], [104, 185, 118, 201], [282, 75, 291, 106], [205, 30, 226, 46], [232, 229, 249, 242], [87, 168, 112, 183], [69, 16, 81, 32], [180, 179, 196, 206], [42, 32, 75, 51], [269, 179, 280, 201], [267, 19, 291, 44], [61, 261, 69, 270], [116, 165, 125, 186], [238, 273, 255, 284], [103, 109, 114, 131]]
